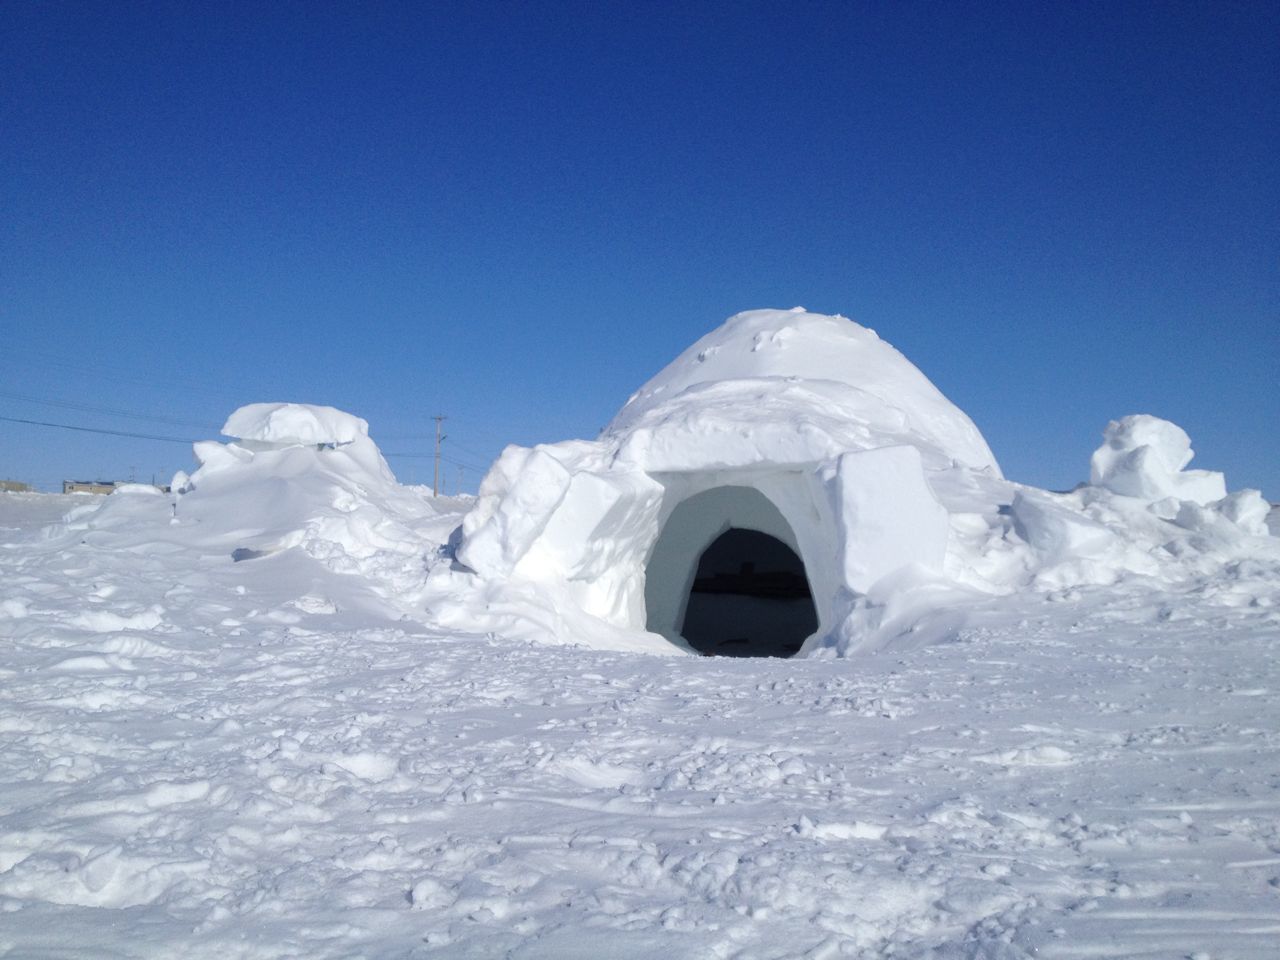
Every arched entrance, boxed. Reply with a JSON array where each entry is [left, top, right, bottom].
[[680, 528, 817, 657], [643, 485, 819, 657]]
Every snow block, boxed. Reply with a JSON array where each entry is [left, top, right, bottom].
[[514, 470, 664, 584], [1010, 490, 1116, 563], [457, 446, 575, 577], [830, 445, 949, 592], [1213, 489, 1271, 536], [1090, 415, 1226, 505], [222, 403, 369, 447]]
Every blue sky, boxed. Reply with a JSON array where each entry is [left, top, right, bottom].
[[3, 1, 1276, 496]]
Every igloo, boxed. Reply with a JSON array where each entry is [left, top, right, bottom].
[[456, 308, 1001, 657]]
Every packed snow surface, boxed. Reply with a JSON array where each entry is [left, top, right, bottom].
[[2, 487, 1279, 958]]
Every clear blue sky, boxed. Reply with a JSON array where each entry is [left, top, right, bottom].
[[3, 1, 1276, 496]]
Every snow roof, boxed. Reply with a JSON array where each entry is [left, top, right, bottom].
[[604, 308, 1001, 475]]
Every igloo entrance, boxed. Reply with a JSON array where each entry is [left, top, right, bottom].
[[643, 485, 819, 657], [681, 528, 817, 657]]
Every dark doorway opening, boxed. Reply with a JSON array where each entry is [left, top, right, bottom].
[[680, 528, 817, 657]]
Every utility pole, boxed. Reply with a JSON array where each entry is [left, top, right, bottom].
[[432, 415, 447, 497], [456, 466, 464, 496]]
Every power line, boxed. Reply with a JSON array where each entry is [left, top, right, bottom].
[[0, 390, 221, 431], [376, 433, 494, 459], [0, 415, 197, 445], [0, 414, 492, 471]]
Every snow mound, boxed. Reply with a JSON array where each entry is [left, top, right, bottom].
[[181, 405, 447, 600], [45, 404, 460, 611], [222, 402, 369, 447], [950, 415, 1277, 597]]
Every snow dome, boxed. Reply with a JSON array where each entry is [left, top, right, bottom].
[[456, 308, 1001, 658]]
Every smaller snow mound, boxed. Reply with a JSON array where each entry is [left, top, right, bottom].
[[222, 403, 368, 447], [1090, 415, 1225, 505], [161, 404, 458, 606], [958, 415, 1279, 598]]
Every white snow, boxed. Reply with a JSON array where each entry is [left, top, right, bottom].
[[453, 309, 1009, 656], [2, 486, 1278, 957], [1, 310, 1278, 957]]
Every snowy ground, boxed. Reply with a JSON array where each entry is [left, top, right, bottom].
[[2, 491, 1278, 958]]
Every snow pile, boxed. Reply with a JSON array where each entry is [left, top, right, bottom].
[[52, 403, 453, 609], [184, 404, 450, 599], [986, 415, 1274, 589]]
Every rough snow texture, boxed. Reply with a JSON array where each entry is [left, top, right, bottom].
[[169, 404, 462, 606], [0, 374, 1276, 955], [2, 490, 1279, 958]]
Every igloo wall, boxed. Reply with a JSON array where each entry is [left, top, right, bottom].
[[455, 308, 991, 656]]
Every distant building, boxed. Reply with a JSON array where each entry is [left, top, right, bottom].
[[61, 480, 170, 495], [63, 480, 121, 495], [0, 480, 33, 493]]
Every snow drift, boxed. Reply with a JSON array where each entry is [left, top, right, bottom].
[[50, 403, 457, 613]]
